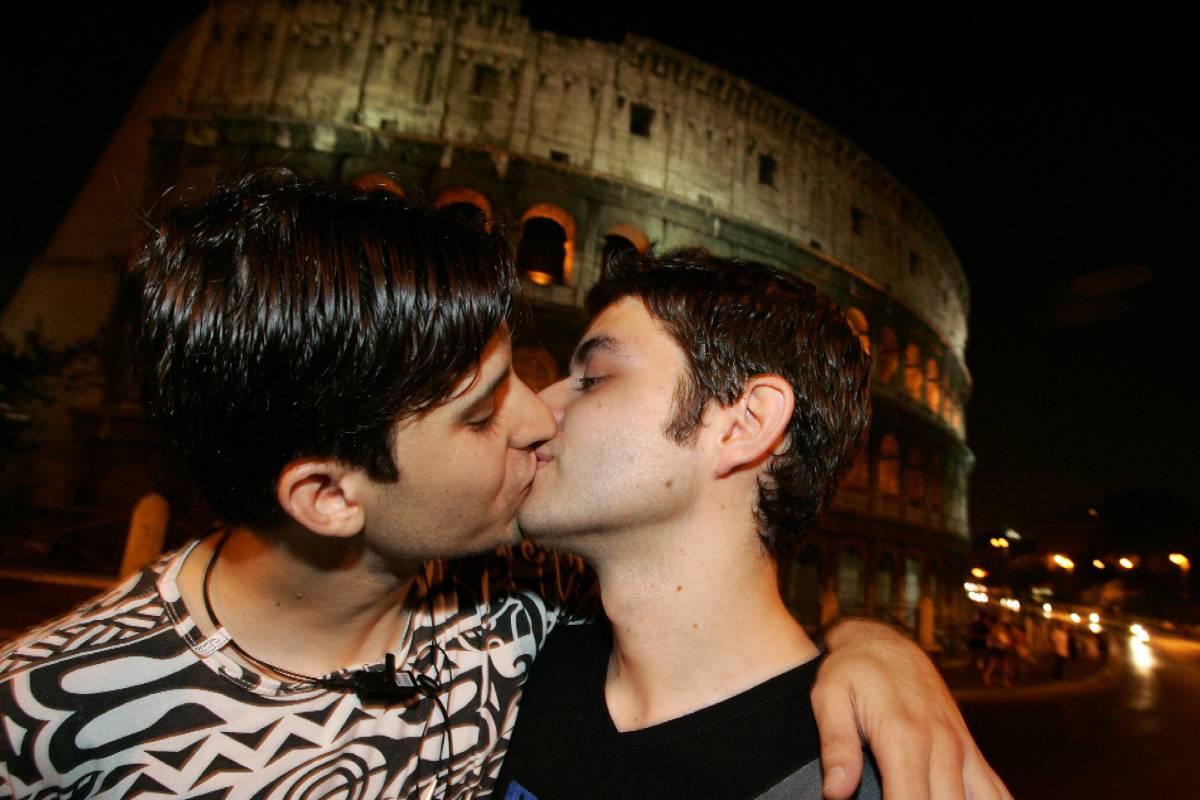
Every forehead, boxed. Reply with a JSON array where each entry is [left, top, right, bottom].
[[437, 327, 512, 405], [577, 297, 685, 368]]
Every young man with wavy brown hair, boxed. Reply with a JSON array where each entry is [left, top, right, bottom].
[[502, 250, 1009, 799]]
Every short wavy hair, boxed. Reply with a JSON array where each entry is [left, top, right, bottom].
[[126, 170, 516, 529], [587, 249, 871, 556]]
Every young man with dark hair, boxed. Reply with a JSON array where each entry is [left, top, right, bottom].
[[1, 175, 1002, 800], [500, 251, 1010, 799]]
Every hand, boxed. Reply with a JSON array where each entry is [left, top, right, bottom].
[[813, 618, 1012, 800]]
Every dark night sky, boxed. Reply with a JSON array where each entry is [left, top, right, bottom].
[[4, 4, 1196, 536]]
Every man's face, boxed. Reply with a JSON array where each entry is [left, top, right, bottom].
[[519, 297, 704, 545], [358, 329, 557, 562]]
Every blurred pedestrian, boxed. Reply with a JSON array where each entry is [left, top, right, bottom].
[[1051, 623, 1070, 680], [968, 613, 990, 673], [1010, 622, 1035, 680], [982, 620, 1013, 687]]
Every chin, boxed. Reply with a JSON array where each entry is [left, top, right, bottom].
[[473, 521, 523, 553], [514, 511, 579, 546]]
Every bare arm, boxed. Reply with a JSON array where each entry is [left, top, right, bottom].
[[814, 618, 1012, 800]]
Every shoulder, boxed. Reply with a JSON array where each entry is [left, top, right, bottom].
[[753, 749, 881, 800], [0, 551, 202, 797], [0, 557, 175, 681]]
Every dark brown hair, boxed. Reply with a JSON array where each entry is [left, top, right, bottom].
[[587, 249, 871, 555], [126, 170, 516, 528]]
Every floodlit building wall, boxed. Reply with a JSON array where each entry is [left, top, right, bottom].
[[4, 0, 973, 629]]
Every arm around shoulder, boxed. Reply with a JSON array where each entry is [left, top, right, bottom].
[[812, 617, 1012, 800]]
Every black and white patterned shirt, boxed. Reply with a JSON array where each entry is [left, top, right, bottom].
[[0, 541, 592, 800]]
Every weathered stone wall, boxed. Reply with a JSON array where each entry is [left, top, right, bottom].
[[175, 0, 969, 362], [0, 0, 974, 615]]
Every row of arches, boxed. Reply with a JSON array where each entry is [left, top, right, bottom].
[[351, 177, 963, 442], [349, 175, 649, 287], [837, 433, 964, 529], [845, 308, 964, 431], [784, 542, 961, 630]]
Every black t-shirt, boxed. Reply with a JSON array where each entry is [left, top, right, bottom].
[[496, 621, 878, 799]]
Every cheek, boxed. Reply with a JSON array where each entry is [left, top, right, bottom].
[[464, 438, 516, 501]]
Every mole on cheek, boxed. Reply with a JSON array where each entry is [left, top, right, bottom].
[[676, 585, 682, 592], [665, 479, 673, 488]]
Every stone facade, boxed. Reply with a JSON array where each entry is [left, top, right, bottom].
[[2, 0, 972, 631]]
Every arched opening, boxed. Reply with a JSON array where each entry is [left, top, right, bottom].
[[837, 549, 866, 615], [602, 234, 640, 270], [928, 455, 944, 514], [434, 187, 492, 227], [442, 203, 486, 228], [845, 308, 871, 356], [926, 561, 940, 608], [518, 220, 567, 285], [877, 327, 900, 384], [904, 557, 922, 628], [926, 359, 941, 413], [518, 204, 576, 285], [905, 447, 926, 506], [840, 444, 870, 491], [877, 434, 901, 497], [601, 224, 649, 272], [905, 343, 923, 402], [605, 224, 650, 254], [875, 552, 896, 620], [351, 173, 404, 196], [512, 345, 561, 393]]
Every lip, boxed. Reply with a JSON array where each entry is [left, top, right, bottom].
[[534, 446, 554, 466]]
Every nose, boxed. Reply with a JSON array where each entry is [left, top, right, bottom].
[[510, 375, 558, 449], [537, 376, 573, 427]]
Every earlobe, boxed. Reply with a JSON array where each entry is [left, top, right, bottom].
[[714, 375, 794, 477], [277, 460, 366, 538]]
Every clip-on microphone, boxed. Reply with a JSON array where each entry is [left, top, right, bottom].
[[324, 654, 440, 701]]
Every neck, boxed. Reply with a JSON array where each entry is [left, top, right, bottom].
[[590, 510, 818, 731], [179, 528, 419, 678]]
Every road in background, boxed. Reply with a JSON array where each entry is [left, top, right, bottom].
[[963, 632, 1200, 797]]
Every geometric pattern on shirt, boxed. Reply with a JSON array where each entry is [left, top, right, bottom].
[[0, 540, 593, 800]]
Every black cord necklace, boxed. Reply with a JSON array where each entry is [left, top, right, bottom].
[[200, 532, 456, 788], [199, 533, 446, 703], [201, 531, 326, 685]]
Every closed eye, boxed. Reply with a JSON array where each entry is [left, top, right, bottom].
[[467, 413, 497, 432], [576, 375, 607, 391]]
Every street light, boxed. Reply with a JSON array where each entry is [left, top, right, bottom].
[[1052, 554, 1075, 570], [971, 567, 988, 579], [1170, 553, 1191, 598], [1092, 559, 1105, 569], [989, 537, 1010, 549], [1119, 557, 1135, 569]]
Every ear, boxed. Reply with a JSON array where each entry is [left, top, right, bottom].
[[276, 459, 366, 538], [712, 374, 794, 478]]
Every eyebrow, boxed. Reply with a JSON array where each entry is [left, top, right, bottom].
[[570, 334, 628, 370]]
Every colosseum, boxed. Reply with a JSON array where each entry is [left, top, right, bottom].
[[2, 0, 973, 633]]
